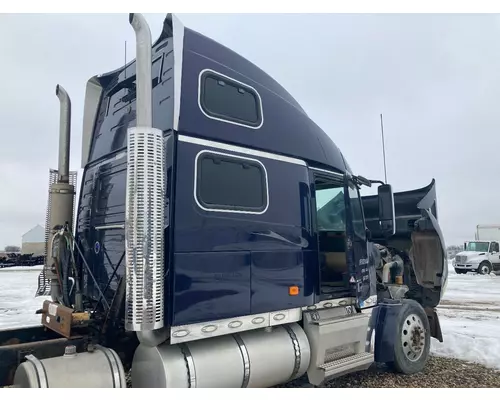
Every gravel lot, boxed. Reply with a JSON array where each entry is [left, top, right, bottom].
[[124, 357, 500, 388], [279, 356, 500, 388]]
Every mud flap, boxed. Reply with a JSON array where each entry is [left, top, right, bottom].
[[425, 307, 443, 343]]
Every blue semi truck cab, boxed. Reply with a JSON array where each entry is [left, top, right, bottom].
[[0, 13, 447, 388]]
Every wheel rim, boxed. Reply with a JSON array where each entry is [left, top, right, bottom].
[[401, 313, 426, 362], [481, 265, 490, 274]]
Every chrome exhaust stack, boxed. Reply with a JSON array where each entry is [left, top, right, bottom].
[[55, 85, 71, 183], [125, 13, 166, 344]]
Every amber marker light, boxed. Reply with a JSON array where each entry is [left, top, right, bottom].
[[288, 286, 299, 296]]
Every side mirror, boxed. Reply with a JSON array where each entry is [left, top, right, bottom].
[[378, 184, 395, 236], [464, 242, 467, 251]]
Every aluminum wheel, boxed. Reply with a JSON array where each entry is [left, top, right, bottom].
[[400, 313, 426, 362]]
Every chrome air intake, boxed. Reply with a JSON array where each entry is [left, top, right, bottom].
[[125, 13, 165, 333]]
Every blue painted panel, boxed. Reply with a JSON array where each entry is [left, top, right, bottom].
[[178, 27, 349, 174], [171, 138, 317, 325], [172, 252, 251, 325]]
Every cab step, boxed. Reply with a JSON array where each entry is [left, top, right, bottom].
[[319, 352, 374, 379], [302, 306, 374, 386]]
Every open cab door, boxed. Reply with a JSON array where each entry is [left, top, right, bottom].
[[343, 175, 377, 309]]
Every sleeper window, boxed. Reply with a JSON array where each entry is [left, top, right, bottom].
[[200, 71, 262, 127], [196, 152, 268, 213]]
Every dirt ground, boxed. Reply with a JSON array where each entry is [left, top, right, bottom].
[[279, 356, 500, 388]]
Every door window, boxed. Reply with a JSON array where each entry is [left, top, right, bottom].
[[316, 186, 345, 232]]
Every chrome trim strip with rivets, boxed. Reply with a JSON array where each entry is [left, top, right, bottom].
[[25, 354, 49, 388], [233, 334, 251, 388], [170, 307, 302, 344], [302, 297, 356, 312]]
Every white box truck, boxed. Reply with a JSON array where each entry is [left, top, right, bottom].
[[453, 224, 500, 274]]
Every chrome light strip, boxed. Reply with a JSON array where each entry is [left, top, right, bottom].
[[170, 308, 302, 344]]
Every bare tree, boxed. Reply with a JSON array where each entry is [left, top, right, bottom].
[[4, 245, 20, 253]]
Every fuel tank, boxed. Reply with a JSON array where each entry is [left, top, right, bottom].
[[132, 323, 310, 388]]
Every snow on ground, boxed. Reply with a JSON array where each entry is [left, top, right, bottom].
[[431, 262, 500, 370], [0, 265, 50, 329], [1, 262, 499, 370]]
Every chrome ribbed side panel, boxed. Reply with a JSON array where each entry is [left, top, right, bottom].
[[125, 126, 165, 331]]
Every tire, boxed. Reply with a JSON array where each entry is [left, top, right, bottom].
[[388, 299, 430, 374], [477, 262, 491, 275], [454, 268, 466, 274]]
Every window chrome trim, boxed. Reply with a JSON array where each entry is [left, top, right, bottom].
[[197, 68, 264, 129], [309, 166, 344, 180], [194, 149, 269, 215]]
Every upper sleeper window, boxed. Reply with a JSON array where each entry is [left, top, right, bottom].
[[199, 70, 263, 128], [196, 151, 268, 214]]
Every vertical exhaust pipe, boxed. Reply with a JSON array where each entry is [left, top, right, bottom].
[[55, 85, 71, 183], [125, 13, 166, 344], [46, 85, 76, 302], [129, 13, 153, 128]]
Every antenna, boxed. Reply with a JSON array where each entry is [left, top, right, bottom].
[[380, 113, 388, 184], [124, 40, 127, 79]]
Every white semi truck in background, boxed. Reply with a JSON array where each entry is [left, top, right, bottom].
[[453, 224, 500, 275]]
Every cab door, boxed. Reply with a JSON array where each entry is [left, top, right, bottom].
[[488, 241, 500, 271], [344, 176, 376, 309]]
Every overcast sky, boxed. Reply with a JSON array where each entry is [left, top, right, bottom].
[[1, 13, 500, 249]]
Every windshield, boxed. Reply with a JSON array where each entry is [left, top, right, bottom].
[[465, 241, 490, 252], [316, 186, 345, 231]]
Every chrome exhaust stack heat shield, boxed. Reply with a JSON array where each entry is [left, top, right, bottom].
[[125, 127, 165, 332], [125, 13, 165, 334]]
